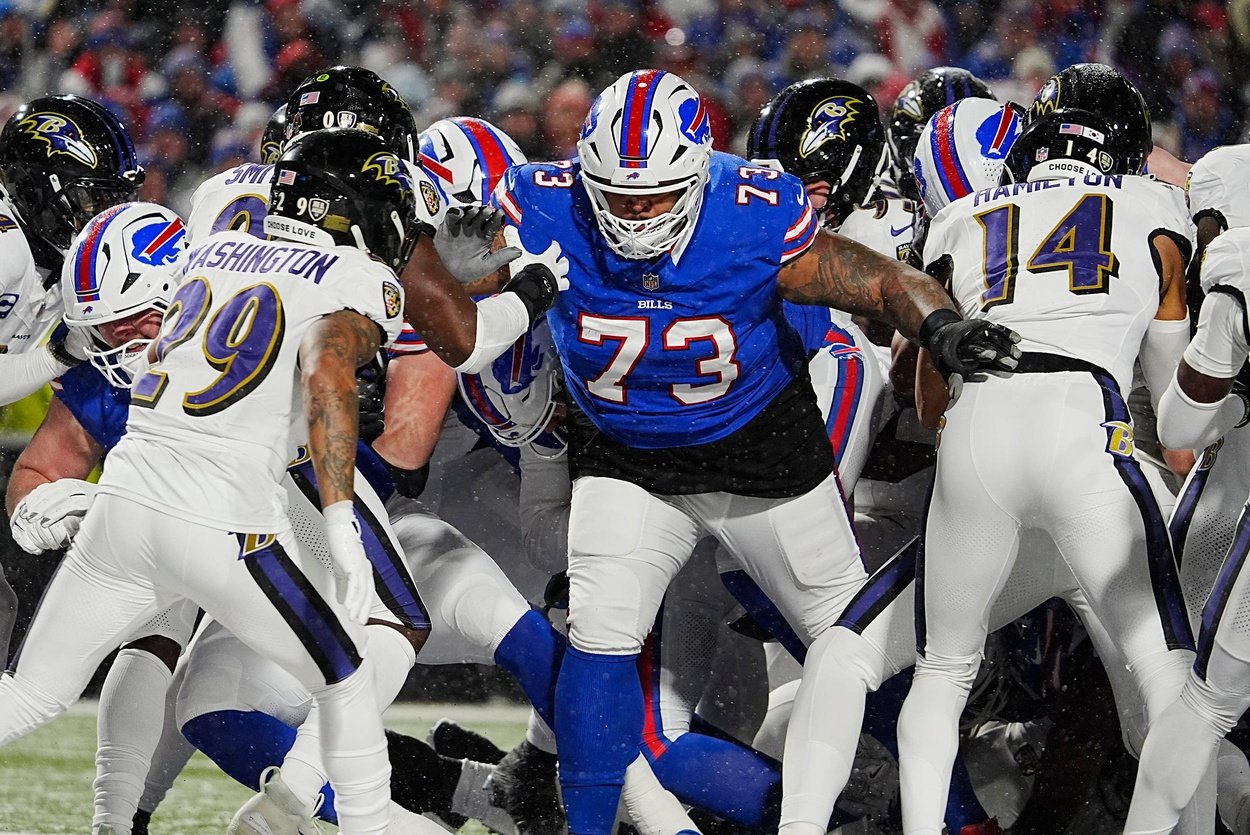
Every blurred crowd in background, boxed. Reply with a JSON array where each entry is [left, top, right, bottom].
[[0, 0, 1239, 215]]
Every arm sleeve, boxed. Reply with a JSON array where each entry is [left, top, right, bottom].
[[1157, 372, 1246, 451], [1140, 317, 1192, 413], [451, 292, 532, 374], [0, 344, 74, 407]]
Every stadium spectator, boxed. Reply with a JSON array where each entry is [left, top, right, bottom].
[[874, 0, 949, 75], [539, 77, 592, 160], [1176, 70, 1241, 161]]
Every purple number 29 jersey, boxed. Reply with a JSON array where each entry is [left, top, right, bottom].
[[495, 151, 820, 449]]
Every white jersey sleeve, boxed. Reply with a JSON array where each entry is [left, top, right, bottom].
[[1187, 145, 1250, 229], [0, 201, 62, 354], [98, 233, 404, 532], [1187, 227, 1250, 378], [837, 199, 917, 262]]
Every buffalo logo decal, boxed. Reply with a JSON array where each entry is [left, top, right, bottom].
[[800, 97, 864, 158], [19, 113, 98, 168], [678, 96, 711, 145]]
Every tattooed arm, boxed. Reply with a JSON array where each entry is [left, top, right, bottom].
[[777, 229, 957, 341], [300, 310, 382, 508]]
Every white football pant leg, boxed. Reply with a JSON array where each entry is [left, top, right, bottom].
[[565, 476, 702, 655], [386, 494, 530, 665]]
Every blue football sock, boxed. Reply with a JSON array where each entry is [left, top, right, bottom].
[[646, 730, 780, 827], [555, 646, 643, 835], [181, 710, 338, 824], [494, 609, 566, 728]]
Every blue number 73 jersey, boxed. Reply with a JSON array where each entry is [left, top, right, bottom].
[[495, 151, 820, 449]]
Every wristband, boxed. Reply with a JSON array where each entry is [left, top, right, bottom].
[[917, 309, 962, 349], [323, 500, 356, 528]]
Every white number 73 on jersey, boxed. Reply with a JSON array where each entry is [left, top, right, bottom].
[[578, 314, 740, 405]]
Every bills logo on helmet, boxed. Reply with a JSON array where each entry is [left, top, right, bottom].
[[361, 152, 407, 189], [677, 96, 710, 146], [19, 113, 98, 168], [975, 108, 1021, 160], [581, 98, 603, 141], [130, 217, 186, 267], [800, 97, 863, 158], [382, 281, 402, 319]]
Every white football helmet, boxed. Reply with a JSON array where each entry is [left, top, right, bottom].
[[577, 70, 713, 259], [912, 98, 1022, 216], [61, 202, 184, 386], [418, 117, 527, 207], [457, 319, 566, 457]]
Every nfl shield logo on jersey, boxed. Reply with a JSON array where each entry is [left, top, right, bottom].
[[642, 273, 660, 290]]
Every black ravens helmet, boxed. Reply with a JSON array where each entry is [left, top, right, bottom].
[[260, 104, 288, 165], [285, 66, 418, 163], [1003, 109, 1145, 183], [1022, 63, 1152, 175], [748, 78, 886, 229], [0, 95, 144, 257], [887, 67, 995, 201], [264, 129, 418, 271]]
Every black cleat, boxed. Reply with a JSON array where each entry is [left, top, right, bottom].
[[429, 718, 507, 764], [488, 740, 565, 835]]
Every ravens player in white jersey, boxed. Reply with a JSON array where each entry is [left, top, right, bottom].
[[895, 64, 1197, 835], [1122, 143, 1250, 834], [0, 94, 144, 666]]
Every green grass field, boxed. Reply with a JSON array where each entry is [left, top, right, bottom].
[[0, 700, 531, 835]]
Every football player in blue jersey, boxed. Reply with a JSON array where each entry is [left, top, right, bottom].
[[492, 68, 1020, 835]]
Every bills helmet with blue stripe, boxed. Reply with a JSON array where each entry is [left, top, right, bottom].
[[913, 99, 1022, 215], [457, 319, 567, 457], [1004, 63, 1151, 183], [61, 202, 183, 386], [887, 67, 995, 202], [747, 78, 886, 229], [0, 95, 144, 259], [578, 70, 713, 259], [418, 117, 526, 207]]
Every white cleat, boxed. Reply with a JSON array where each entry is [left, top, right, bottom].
[[227, 766, 323, 835]]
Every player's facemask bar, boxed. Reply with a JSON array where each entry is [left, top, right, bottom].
[[83, 305, 166, 389], [582, 170, 709, 260]]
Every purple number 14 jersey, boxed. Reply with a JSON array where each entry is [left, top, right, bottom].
[[496, 151, 820, 449]]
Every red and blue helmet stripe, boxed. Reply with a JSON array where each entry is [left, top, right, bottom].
[[73, 203, 129, 302], [928, 100, 975, 203], [619, 69, 666, 169], [455, 118, 517, 204]]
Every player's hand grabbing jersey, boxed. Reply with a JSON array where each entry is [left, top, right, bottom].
[[927, 173, 1193, 393], [495, 152, 819, 449], [98, 231, 404, 533]]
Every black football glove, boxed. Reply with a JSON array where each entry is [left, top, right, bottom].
[[501, 226, 570, 324], [919, 309, 1021, 401], [356, 351, 388, 444]]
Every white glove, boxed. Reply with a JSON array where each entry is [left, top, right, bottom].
[[433, 206, 522, 284], [322, 500, 375, 625], [505, 225, 569, 291], [11, 478, 97, 554]]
